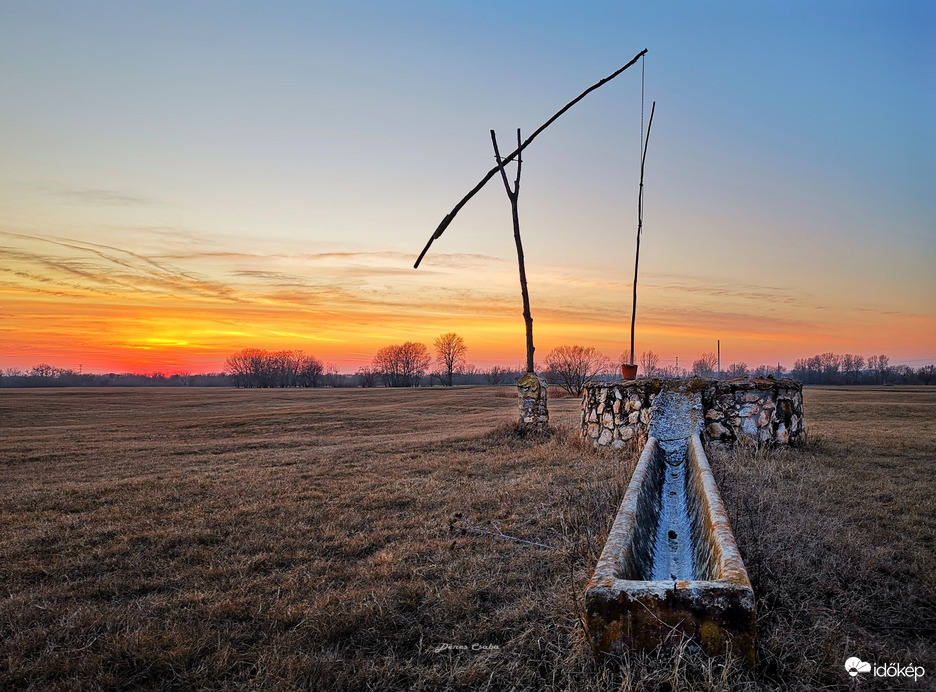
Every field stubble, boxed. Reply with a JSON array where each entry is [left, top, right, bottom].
[[1, 385, 934, 690]]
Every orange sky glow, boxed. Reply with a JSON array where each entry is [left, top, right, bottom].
[[2, 229, 933, 375]]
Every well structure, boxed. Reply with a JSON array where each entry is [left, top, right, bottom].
[[585, 385, 758, 663], [582, 377, 805, 448]]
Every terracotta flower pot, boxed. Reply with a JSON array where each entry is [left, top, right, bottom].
[[621, 364, 638, 380]]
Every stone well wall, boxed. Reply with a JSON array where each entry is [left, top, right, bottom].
[[702, 378, 804, 445], [582, 377, 804, 448]]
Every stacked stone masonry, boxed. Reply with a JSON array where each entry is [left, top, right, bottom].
[[517, 372, 549, 430], [582, 377, 804, 448]]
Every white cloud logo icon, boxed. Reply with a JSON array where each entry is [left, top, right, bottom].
[[845, 657, 871, 677]]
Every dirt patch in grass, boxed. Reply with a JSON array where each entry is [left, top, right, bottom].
[[1, 385, 933, 690]]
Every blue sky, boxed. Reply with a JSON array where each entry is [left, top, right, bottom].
[[1, 1, 933, 371]]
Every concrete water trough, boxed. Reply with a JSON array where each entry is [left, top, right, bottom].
[[585, 432, 755, 664]]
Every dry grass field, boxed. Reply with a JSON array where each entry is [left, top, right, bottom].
[[1, 385, 934, 691]]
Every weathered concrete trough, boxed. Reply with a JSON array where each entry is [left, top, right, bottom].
[[585, 431, 755, 664]]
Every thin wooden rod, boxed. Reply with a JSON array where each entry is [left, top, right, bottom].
[[629, 100, 655, 366], [414, 48, 648, 268]]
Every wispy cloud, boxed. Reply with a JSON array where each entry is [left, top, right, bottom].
[[28, 182, 157, 207], [530, 269, 805, 306], [0, 231, 249, 302]]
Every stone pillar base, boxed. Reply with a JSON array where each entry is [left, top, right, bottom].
[[517, 372, 548, 429]]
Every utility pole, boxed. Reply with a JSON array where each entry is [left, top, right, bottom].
[[717, 340, 721, 377]]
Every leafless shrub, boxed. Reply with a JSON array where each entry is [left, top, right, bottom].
[[639, 350, 660, 377], [544, 345, 611, 395]]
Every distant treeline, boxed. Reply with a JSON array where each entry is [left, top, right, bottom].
[[2, 348, 934, 388], [222, 346, 520, 389], [0, 366, 232, 388], [789, 353, 935, 386]]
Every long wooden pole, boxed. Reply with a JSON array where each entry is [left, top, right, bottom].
[[629, 100, 655, 366], [414, 48, 648, 268]]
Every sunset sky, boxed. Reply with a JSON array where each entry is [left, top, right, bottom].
[[1, 1, 933, 374]]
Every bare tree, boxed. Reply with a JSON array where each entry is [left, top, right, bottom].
[[544, 345, 611, 396], [726, 362, 750, 379], [868, 354, 890, 385], [639, 350, 660, 377], [373, 342, 431, 387], [752, 364, 771, 378], [791, 358, 810, 383], [891, 364, 914, 384], [225, 348, 324, 388], [433, 332, 467, 386], [692, 353, 718, 378], [461, 364, 479, 382], [356, 366, 378, 388], [918, 364, 936, 385], [322, 362, 342, 387], [297, 353, 325, 387], [484, 366, 509, 385], [818, 352, 842, 383], [843, 354, 864, 385], [271, 350, 298, 387], [29, 364, 57, 379], [877, 354, 890, 384], [225, 348, 261, 388]]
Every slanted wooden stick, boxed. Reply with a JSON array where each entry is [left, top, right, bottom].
[[451, 516, 558, 550], [414, 48, 648, 268]]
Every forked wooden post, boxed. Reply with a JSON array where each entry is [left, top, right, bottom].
[[491, 128, 534, 373]]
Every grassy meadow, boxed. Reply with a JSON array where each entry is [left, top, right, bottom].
[[1, 385, 934, 690]]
